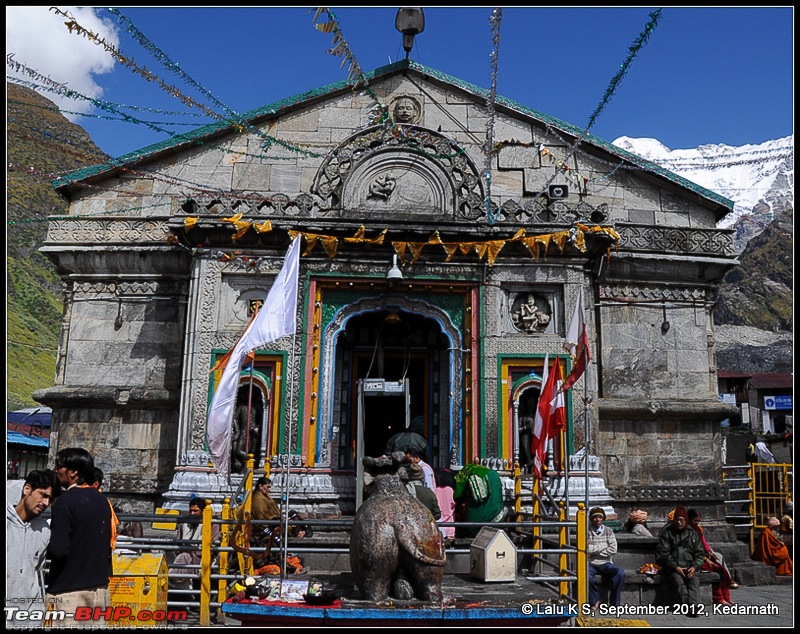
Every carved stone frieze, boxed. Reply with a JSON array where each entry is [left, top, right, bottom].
[[598, 284, 713, 303], [46, 218, 172, 244], [107, 474, 168, 494], [608, 484, 726, 501], [615, 223, 736, 256], [71, 280, 187, 297], [181, 192, 324, 218]]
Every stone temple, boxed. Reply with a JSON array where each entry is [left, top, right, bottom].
[[35, 59, 738, 520]]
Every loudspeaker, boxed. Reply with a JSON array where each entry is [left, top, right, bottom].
[[547, 184, 569, 199]]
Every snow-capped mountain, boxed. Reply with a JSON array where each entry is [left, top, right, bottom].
[[612, 135, 794, 251]]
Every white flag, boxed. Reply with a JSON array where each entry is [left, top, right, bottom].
[[563, 287, 584, 359], [207, 237, 301, 476]]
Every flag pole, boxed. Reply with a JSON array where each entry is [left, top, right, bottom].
[[583, 293, 591, 599], [280, 239, 301, 581], [244, 359, 256, 459], [280, 330, 299, 581]]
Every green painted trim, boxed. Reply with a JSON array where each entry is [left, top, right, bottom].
[[495, 353, 574, 458], [296, 272, 311, 459]]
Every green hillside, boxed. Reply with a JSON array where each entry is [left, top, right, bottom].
[[6, 82, 108, 410]]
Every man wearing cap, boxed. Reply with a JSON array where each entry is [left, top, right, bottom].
[[587, 507, 626, 608], [656, 505, 706, 613]]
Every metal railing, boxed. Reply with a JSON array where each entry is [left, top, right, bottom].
[[722, 462, 793, 552], [103, 455, 591, 626]]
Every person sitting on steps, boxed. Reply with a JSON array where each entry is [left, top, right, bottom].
[[587, 507, 626, 608]]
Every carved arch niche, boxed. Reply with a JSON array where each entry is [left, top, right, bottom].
[[312, 126, 485, 221]]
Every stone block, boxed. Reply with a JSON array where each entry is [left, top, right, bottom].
[[232, 163, 271, 191]]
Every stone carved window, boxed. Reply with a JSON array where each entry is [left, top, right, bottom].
[[510, 292, 552, 334]]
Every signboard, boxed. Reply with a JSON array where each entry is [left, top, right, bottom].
[[764, 395, 792, 411], [362, 379, 385, 393], [719, 393, 737, 405]]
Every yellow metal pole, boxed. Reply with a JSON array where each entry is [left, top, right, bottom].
[[217, 498, 231, 618], [532, 477, 541, 562], [575, 503, 587, 607], [514, 461, 522, 521], [199, 499, 213, 627], [748, 463, 755, 553], [558, 502, 569, 599]]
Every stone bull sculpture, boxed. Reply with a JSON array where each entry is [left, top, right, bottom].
[[349, 452, 445, 602]]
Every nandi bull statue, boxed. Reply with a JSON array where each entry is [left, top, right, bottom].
[[349, 452, 445, 602]]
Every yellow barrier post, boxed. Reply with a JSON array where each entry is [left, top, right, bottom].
[[575, 503, 587, 607], [217, 498, 231, 620], [199, 499, 213, 627], [748, 463, 755, 553], [514, 461, 522, 521], [558, 502, 569, 600]]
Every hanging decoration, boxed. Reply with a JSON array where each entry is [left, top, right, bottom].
[[344, 225, 387, 245], [483, 8, 503, 226], [197, 225, 617, 268], [48, 9, 325, 160], [491, 9, 663, 201], [290, 230, 340, 259], [584, 9, 663, 133], [311, 8, 392, 130]]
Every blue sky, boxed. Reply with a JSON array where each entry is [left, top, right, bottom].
[[6, 7, 794, 159]]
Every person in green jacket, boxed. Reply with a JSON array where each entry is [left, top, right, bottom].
[[656, 506, 706, 613], [453, 463, 506, 538]]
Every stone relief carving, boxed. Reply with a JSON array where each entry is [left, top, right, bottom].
[[616, 224, 736, 256], [391, 95, 421, 124], [367, 174, 397, 201], [312, 126, 484, 219], [47, 218, 171, 244], [599, 284, 712, 303], [510, 292, 551, 334]]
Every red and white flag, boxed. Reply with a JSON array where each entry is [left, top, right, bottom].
[[207, 237, 301, 476], [562, 288, 591, 391], [532, 355, 566, 478]]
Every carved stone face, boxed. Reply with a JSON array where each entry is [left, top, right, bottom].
[[393, 97, 418, 123]]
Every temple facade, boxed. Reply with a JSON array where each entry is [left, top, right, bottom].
[[35, 60, 738, 518]]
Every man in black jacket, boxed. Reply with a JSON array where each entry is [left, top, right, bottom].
[[46, 447, 112, 627]]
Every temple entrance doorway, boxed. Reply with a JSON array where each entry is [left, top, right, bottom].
[[336, 308, 449, 470]]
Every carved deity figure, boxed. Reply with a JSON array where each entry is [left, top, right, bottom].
[[393, 96, 419, 124], [512, 293, 550, 334], [368, 174, 397, 201], [231, 403, 260, 473]]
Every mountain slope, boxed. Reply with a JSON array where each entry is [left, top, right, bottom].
[[613, 135, 794, 250], [613, 135, 793, 334], [6, 82, 108, 410]]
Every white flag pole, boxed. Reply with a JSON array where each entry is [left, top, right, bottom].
[[280, 238, 301, 581]]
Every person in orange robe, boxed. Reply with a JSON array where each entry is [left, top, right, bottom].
[[752, 517, 793, 576]]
